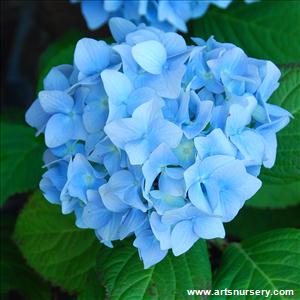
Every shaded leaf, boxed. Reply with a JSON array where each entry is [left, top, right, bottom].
[[97, 239, 211, 300], [0, 215, 51, 300], [14, 192, 101, 293], [212, 229, 300, 299], [192, 1, 300, 64], [0, 122, 44, 206]]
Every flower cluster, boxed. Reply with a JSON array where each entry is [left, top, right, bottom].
[[72, 0, 256, 32], [26, 18, 290, 268]]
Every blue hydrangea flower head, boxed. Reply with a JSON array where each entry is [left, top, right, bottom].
[[72, 0, 258, 32], [26, 17, 290, 269]]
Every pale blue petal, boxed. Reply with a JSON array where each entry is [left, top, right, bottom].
[[142, 143, 178, 192], [230, 130, 265, 165], [157, 1, 187, 32], [150, 212, 171, 250], [109, 17, 137, 43], [96, 213, 123, 242], [83, 101, 108, 133], [259, 131, 277, 168], [171, 220, 199, 256], [188, 182, 212, 214], [25, 99, 50, 133], [173, 137, 196, 168], [124, 186, 147, 212], [74, 38, 110, 75], [126, 29, 160, 45], [135, 65, 186, 99], [150, 191, 186, 214], [257, 61, 280, 102], [39, 91, 73, 114], [45, 114, 74, 148], [126, 87, 162, 115], [134, 229, 168, 269], [43, 67, 70, 91], [81, 0, 108, 30], [150, 119, 183, 149], [104, 0, 122, 11], [194, 128, 236, 160], [163, 32, 187, 57], [119, 209, 147, 239], [124, 138, 151, 165], [82, 190, 111, 229], [104, 118, 143, 149], [194, 215, 225, 239], [113, 44, 139, 78], [101, 69, 133, 104], [132, 40, 167, 75], [210, 159, 262, 221]]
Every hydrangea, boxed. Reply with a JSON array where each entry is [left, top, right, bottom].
[[71, 0, 257, 32], [26, 18, 291, 268]]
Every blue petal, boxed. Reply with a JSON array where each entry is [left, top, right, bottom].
[[188, 182, 212, 214], [173, 137, 196, 168], [193, 215, 225, 239], [142, 143, 178, 193], [113, 44, 139, 78], [194, 128, 236, 160], [257, 61, 280, 102], [207, 47, 246, 81], [132, 40, 167, 74], [109, 17, 137, 43], [101, 69, 133, 104], [150, 212, 171, 250], [82, 190, 111, 229], [104, 118, 142, 149], [25, 99, 50, 133], [135, 65, 186, 99], [43, 67, 70, 91], [230, 130, 265, 165], [210, 159, 262, 221], [126, 29, 160, 45], [74, 38, 111, 75], [96, 213, 123, 243], [83, 100, 108, 133], [150, 191, 186, 214], [45, 114, 74, 148], [134, 229, 168, 269], [81, 0, 108, 30], [119, 209, 147, 240], [103, 0, 122, 11], [149, 119, 183, 149], [163, 32, 187, 57], [39, 91, 73, 114], [126, 87, 162, 115], [124, 138, 151, 165], [157, 1, 188, 32], [100, 183, 129, 213], [171, 220, 198, 256]]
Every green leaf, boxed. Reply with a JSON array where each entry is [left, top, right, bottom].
[[96, 239, 211, 300], [0, 122, 44, 206], [247, 180, 300, 209], [212, 229, 300, 299], [37, 29, 82, 92], [192, 1, 300, 64], [77, 271, 105, 300], [14, 192, 101, 293], [225, 205, 300, 240], [1, 215, 51, 300]]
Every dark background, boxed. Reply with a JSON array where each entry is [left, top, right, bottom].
[[1, 0, 109, 111], [1, 2, 108, 299]]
